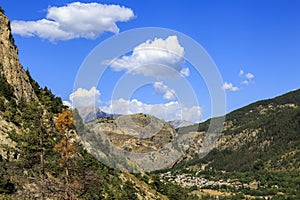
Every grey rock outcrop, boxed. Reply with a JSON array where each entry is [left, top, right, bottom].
[[0, 9, 37, 101]]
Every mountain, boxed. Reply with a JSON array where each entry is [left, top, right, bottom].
[[79, 113, 177, 172], [0, 9, 187, 199], [0, 9, 37, 159], [165, 89, 300, 199], [1, 6, 299, 199], [0, 9, 199, 200], [0, 7, 65, 157], [88, 113, 175, 153], [176, 89, 300, 172], [0, 8, 35, 158], [0, 9, 36, 101], [168, 119, 195, 129], [76, 106, 120, 122]]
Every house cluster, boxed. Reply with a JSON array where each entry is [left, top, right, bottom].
[[160, 171, 259, 189]]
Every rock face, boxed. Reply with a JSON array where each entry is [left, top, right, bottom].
[[0, 117, 18, 158], [0, 9, 36, 101], [0, 8, 39, 159], [86, 113, 176, 153], [81, 113, 183, 172]]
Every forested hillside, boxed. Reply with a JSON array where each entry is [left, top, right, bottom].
[[181, 89, 300, 172], [169, 89, 300, 199]]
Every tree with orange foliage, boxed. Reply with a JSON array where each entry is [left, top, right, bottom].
[[55, 109, 75, 132], [54, 109, 77, 199]]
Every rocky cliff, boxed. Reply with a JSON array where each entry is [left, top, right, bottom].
[[85, 113, 176, 153], [0, 8, 36, 101], [0, 8, 39, 159]]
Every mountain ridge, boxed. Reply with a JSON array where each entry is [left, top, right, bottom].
[[173, 88, 300, 173]]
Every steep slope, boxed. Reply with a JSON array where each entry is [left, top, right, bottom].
[[0, 8, 36, 101], [0, 8, 37, 160], [160, 90, 300, 199], [175, 89, 300, 172], [85, 113, 175, 153], [0, 8, 65, 159]]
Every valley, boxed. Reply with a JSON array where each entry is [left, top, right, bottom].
[[0, 4, 299, 200]]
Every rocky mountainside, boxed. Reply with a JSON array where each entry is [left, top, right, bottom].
[[0, 8, 66, 159], [0, 8, 36, 101], [85, 113, 175, 153], [0, 8, 37, 159], [78, 113, 179, 172], [175, 89, 300, 172]]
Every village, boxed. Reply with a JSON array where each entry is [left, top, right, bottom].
[[160, 171, 262, 190]]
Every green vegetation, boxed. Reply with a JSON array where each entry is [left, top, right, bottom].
[[0, 65, 149, 198], [0, 64, 15, 113], [225, 88, 300, 129], [1, 63, 300, 199], [169, 89, 300, 199], [1, 19, 300, 197], [191, 106, 300, 172], [150, 174, 198, 200], [173, 90, 300, 173]]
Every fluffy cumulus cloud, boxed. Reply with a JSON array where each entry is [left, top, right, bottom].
[[66, 85, 200, 122], [101, 99, 201, 123], [11, 2, 134, 41], [153, 82, 176, 100], [222, 82, 239, 92], [109, 35, 189, 78], [70, 87, 101, 108]]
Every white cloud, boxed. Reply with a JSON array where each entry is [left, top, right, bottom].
[[70, 87, 101, 108], [153, 82, 176, 100], [222, 82, 239, 92], [241, 80, 249, 85], [239, 70, 244, 76], [245, 72, 254, 79], [239, 69, 255, 85], [109, 35, 188, 78], [11, 2, 134, 41], [101, 99, 201, 123]]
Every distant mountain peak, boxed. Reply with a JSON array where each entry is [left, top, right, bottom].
[[76, 106, 120, 122], [168, 119, 195, 129]]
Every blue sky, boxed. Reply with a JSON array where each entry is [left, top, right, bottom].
[[1, 0, 300, 122]]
